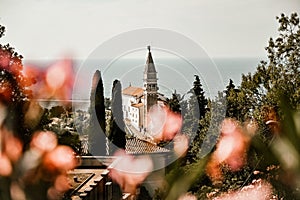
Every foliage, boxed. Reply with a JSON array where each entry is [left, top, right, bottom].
[[43, 112, 82, 154], [73, 109, 90, 136], [155, 97, 300, 199], [109, 79, 126, 153], [0, 24, 78, 200], [183, 75, 209, 163], [57, 130, 82, 155], [168, 91, 182, 114], [240, 12, 300, 121], [88, 70, 107, 155], [49, 105, 66, 118], [0, 25, 33, 145], [154, 156, 209, 200], [0, 25, 5, 38], [189, 75, 208, 119], [1, 11, 300, 199], [224, 79, 243, 120], [104, 97, 111, 109], [154, 12, 300, 200]]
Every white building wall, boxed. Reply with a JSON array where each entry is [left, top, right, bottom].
[[131, 107, 139, 130], [122, 94, 143, 133], [122, 95, 132, 120]]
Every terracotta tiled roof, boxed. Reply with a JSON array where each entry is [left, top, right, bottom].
[[125, 137, 170, 154], [122, 86, 143, 97], [132, 103, 144, 108]]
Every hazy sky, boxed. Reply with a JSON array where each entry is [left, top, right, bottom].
[[0, 0, 299, 60]]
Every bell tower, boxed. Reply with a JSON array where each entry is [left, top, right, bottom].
[[143, 46, 158, 112]]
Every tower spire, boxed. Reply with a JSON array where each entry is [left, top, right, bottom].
[[146, 45, 154, 64], [143, 46, 158, 111], [143, 46, 159, 132]]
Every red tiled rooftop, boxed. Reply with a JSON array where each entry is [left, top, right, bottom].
[[125, 137, 170, 154], [122, 86, 143, 97], [132, 103, 144, 108]]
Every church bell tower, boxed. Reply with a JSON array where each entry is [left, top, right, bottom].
[[143, 46, 158, 111]]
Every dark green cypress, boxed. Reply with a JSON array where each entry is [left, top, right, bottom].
[[109, 80, 126, 153], [88, 70, 106, 155]]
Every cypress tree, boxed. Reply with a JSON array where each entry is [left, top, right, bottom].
[[109, 80, 126, 153], [94, 70, 106, 132], [88, 70, 106, 155]]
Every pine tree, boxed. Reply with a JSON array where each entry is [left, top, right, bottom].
[[189, 75, 208, 120], [225, 79, 235, 97], [88, 70, 106, 155], [183, 75, 208, 135], [183, 75, 209, 163], [224, 79, 241, 119], [109, 80, 126, 153], [168, 91, 181, 114]]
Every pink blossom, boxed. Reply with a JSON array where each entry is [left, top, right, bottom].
[[178, 193, 197, 200], [0, 154, 12, 176], [43, 145, 77, 173], [173, 134, 189, 157], [30, 131, 58, 153], [147, 105, 182, 142], [109, 150, 153, 194], [213, 179, 273, 200], [25, 58, 74, 101], [207, 118, 251, 182]]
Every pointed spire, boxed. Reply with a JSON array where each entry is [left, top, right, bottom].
[[146, 45, 154, 64]]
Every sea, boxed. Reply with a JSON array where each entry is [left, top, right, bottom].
[[27, 57, 264, 111]]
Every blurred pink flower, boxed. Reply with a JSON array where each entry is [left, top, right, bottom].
[[207, 118, 251, 182], [213, 179, 273, 200], [148, 105, 182, 142], [43, 145, 77, 173], [45, 59, 74, 99], [173, 134, 189, 157], [10, 181, 26, 200], [0, 128, 23, 165], [47, 186, 63, 200], [0, 153, 12, 176], [3, 133, 23, 162], [0, 53, 78, 198], [54, 174, 71, 192], [30, 131, 58, 153], [25, 58, 74, 101], [178, 193, 197, 200], [0, 80, 13, 103], [109, 150, 153, 194], [244, 118, 258, 137], [0, 48, 11, 68]]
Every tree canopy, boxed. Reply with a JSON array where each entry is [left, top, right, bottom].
[[0, 24, 34, 144], [239, 13, 300, 121]]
